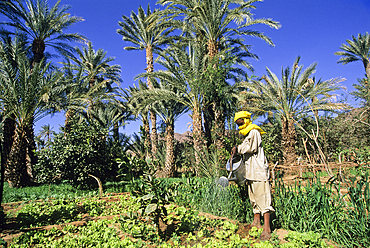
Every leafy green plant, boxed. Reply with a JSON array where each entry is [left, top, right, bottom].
[[132, 174, 174, 239], [282, 231, 334, 248], [119, 211, 156, 239], [249, 226, 263, 238], [15, 199, 83, 227]]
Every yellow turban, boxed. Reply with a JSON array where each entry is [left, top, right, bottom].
[[234, 111, 251, 122], [234, 111, 265, 135]]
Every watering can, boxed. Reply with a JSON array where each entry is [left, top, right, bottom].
[[218, 153, 247, 187]]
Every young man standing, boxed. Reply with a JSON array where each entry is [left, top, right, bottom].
[[231, 111, 274, 240]]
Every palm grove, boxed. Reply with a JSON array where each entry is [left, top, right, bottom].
[[0, 0, 369, 191]]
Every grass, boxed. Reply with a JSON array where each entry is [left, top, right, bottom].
[[2, 182, 99, 204]]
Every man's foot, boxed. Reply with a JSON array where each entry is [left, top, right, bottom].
[[259, 230, 271, 241], [251, 214, 262, 229]]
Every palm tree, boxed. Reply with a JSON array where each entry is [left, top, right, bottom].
[[0, 0, 87, 65], [240, 56, 348, 165], [117, 4, 174, 159], [38, 124, 54, 143], [136, 43, 207, 171], [61, 42, 122, 131], [130, 79, 188, 177], [335, 32, 370, 79], [160, 0, 280, 58], [0, 37, 64, 187], [159, 0, 280, 151], [0, 0, 86, 181]]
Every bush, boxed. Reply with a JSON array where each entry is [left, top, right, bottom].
[[34, 116, 117, 188]]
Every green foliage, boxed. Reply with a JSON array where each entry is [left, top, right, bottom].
[[130, 174, 174, 239], [118, 211, 156, 240], [273, 174, 370, 248], [15, 199, 83, 227], [34, 116, 116, 188], [281, 231, 334, 248], [198, 181, 253, 223], [10, 219, 143, 248], [249, 226, 264, 238], [261, 121, 283, 164], [352, 77, 370, 107], [2, 182, 97, 203]]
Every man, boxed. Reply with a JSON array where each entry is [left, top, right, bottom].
[[231, 111, 274, 240]]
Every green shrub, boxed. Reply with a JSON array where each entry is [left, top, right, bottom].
[[34, 116, 117, 188]]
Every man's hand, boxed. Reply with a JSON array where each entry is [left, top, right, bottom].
[[231, 146, 238, 155]]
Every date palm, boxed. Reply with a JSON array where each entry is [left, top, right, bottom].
[[117, 4, 174, 159], [0, 36, 64, 187], [122, 81, 152, 160], [159, 0, 280, 151], [159, 0, 280, 58], [136, 43, 207, 170], [61, 42, 122, 131], [240, 56, 347, 165], [130, 79, 188, 177], [335, 32, 370, 79], [0, 0, 86, 181], [0, 0, 86, 64]]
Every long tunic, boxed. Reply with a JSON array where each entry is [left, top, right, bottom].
[[237, 129, 269, 181]]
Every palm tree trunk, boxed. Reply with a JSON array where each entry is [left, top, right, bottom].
[[213, 102, 226, 164], [0, 114, 4, 204], [142, 113, 152, 161], [363, 58, 370, 79], [207, 40, 218, 58], [31, 39, 45, 65], [163, 122, 175, 178], [5, 124, 31, 188], [145, 46, 158, 160], [281, 118, 297, 165], [192, 106, 206, 174], [25, 120, 36, 183], [203, 105, 213, 146], [2, 116, 15, 168], [113, 123, 119, 143], [64, 109, 75, 134]]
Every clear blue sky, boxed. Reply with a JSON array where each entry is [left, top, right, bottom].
[[35, 0, 370, 136]]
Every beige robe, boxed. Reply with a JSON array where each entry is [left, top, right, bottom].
[[237, 129, 269, 181]]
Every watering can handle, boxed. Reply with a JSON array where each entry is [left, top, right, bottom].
[[229, 153, 233, 173]]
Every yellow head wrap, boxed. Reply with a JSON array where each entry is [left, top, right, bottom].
[[234, 111, 251, 122], [234, 111, 265, 136]]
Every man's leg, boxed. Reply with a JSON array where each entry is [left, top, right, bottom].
[[249, 181, 274, 240], [251, 213, 262, 228], [260, 211, 271, 240], [248, 181, 263, 228]]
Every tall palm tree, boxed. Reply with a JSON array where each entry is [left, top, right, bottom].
[[122, 82, 153, 160], [0, 37, 64, 187], [136, 43, 207, 170], [240, 56, 348, 165], [0, 0, 87, 65], [0, 0, 86, 181], [117, 4, 174, 159], [335, 32, 370, 79], [130, 79, 188, 177], [160, 0, 280, 58], [159, 0, 280, 151], [61, 42, 122, 131]]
